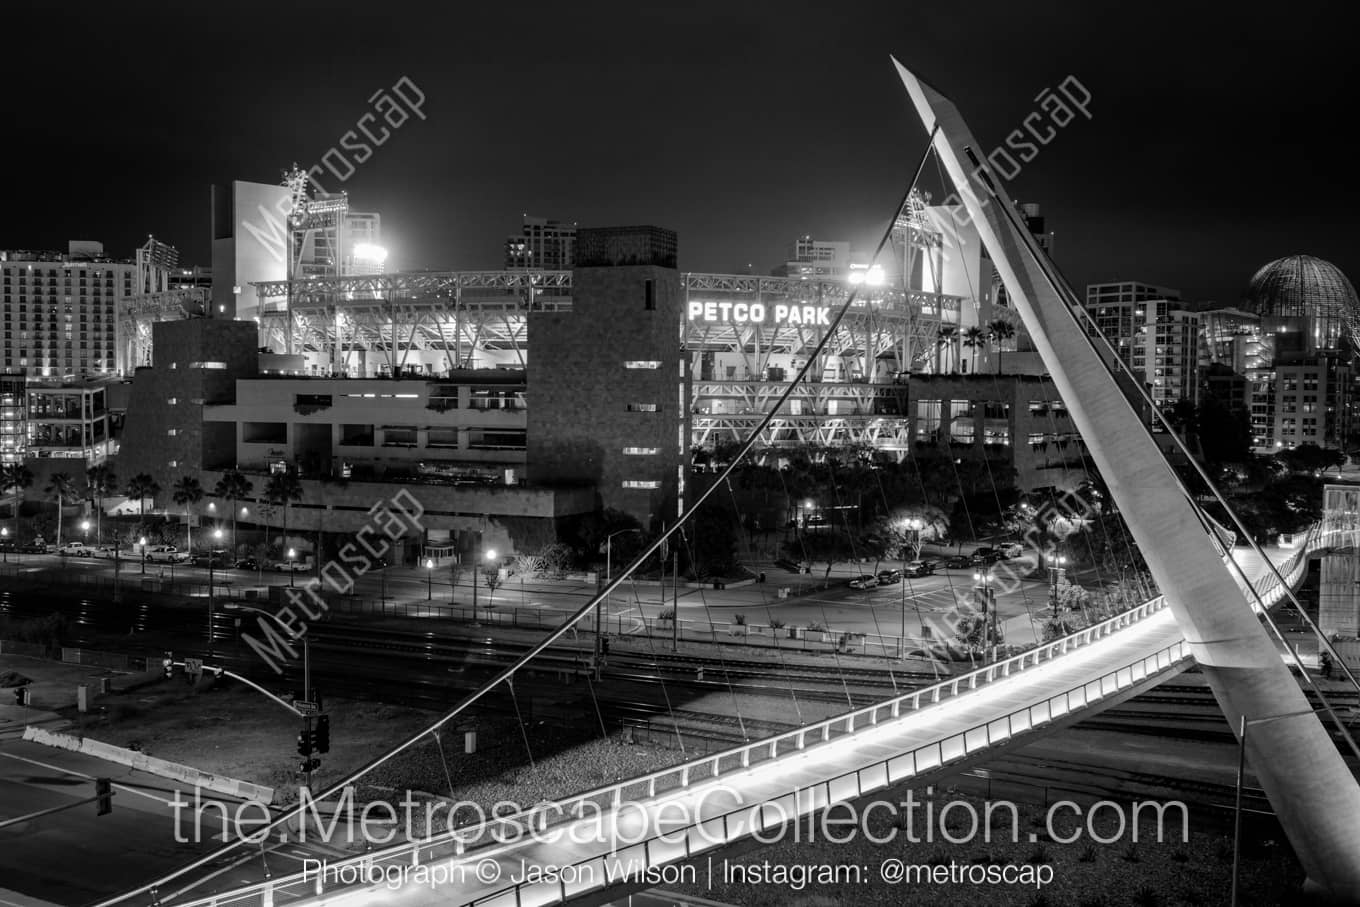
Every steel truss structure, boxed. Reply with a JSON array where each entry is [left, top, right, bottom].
[[116, 288, 207, 373]]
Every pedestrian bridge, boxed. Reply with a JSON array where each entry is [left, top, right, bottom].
[[166, 527, 1337, 907]]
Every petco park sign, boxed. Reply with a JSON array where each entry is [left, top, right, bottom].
[[687, 301, 832, 326]]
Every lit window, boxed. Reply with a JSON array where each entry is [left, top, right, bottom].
[[623, 447, 660, 455], [624, 361, 661, 369], [627, 403, 658, 413], [187, 361, 227, 369], [167, 428, 178, 436], [167, 397, 177, 405], [623, 480, 661, 489]]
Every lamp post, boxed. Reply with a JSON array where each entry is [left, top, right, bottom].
[[1, 527, 7, 563], [139, 536, 147, 575], [972, 570, 995, 654], [287, 547, 296, 588], [900, 518, 924, 655], [1232, 709, 1325, 906], [1047, 552, 1068, 619], [425, 557, 434, 600], [601, 529, 642, 666], [223, 602, 313, 786], [81, 520, 90, 543], [471, 547, 497, 624], [208, 528, 223, 656]]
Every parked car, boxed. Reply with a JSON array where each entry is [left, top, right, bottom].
[[971, 547, 1002, 566], [943, 555, 972, 569], [18, 542, 49, 554], [848, 574, 879, 590], [57, 541, 95, 556], [190, 550, 231, 567], [903, 560, 936, 578], [234, 557, 260, 571], [997, 542, 1025, 559], [270, 556, 315, 572], [876, 569, 902, 585], [144, 545, 188, 563]]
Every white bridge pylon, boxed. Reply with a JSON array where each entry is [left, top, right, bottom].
[[891, 59, 1360, 899]]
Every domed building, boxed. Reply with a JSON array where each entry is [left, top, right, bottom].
[[1244, 254, 1360, 353]]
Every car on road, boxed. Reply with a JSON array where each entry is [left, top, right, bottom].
[[190, 550, 231, 567], [903, 560, 937, 578], [57, 541, 95, 556], [876, 569, 902, 585], [144, 545, 188, 563], [943, 555, 972, 569], [18, 542, 48, 554], [269, 556, 315, 572], [234, 557, 260, 571], [971, 547, 1002, 566], [848, 574, 879, 590], [997, 542, 1025, 559]]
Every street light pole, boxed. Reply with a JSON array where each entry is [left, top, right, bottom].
[[139, 536, 147, 575], [425, 558, 433, 600], [600, 529, 641, 670], [287, 547, 296, 588], [1048, 553, 1068, 619], [208, 528, 223, 657], [223, 603, 312, 787], [1232, 708, 1323, 906]]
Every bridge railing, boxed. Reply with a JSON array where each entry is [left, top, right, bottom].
[[167, 596, 1176, 907]]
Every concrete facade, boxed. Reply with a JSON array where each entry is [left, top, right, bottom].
[[115, 319, 260, 499], [527, 227, 689, 529]]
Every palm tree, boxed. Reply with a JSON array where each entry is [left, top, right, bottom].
[[86, 464, 117, 546], [171, 476, 204, 552], [988, 319, 1016, 374], [936, 325, 958, 373], [962, 326, 986, 373], [1, 464, 35, 545], [45, 472, 78, 547], [264, 472, 304, 553], [125, 473, 160, 518], [213, 470, 254, 556]]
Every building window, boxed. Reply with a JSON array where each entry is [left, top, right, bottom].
[[187, 361, 227, 369], [624, 361, 661, 369], [623, 480, 661, 489], [644, 279, 656, 311], [167, 397, 177, 405], [166, 429, 178, 436], [623, 447, 660, 455], [627, 403, 659, 412]]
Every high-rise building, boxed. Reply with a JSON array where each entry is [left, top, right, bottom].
[[1082, 282, 1199, 411], [773, 237, 852, 279], [1248, 354, 1351, 451], [505, 216, 576, 270], [1, 242, 138, 379]]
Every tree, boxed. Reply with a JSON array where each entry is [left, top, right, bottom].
[[171, 475, 204, 552], [1, 464, 35, 543], [962, 326, 987, 374], [264, 472, 304, 549], [212, 470, 254, 556], [45, 472, 78, 548], [987, 319, 1015, 374], [125, 473, 160, 516], [936, 325, 958, 373], [85, 464, 117, 546]]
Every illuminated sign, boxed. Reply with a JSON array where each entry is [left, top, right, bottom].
[[687, 301, 831, 326]]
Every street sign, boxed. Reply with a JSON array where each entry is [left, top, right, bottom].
[[184, 658, 203, 675], [293, 699, 319, 715]]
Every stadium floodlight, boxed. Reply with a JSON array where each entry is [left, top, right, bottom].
[[847, 263, 887, 287], [352, 243, 388, 264]]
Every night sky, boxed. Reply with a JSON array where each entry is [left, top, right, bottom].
[[3, 0, 1354, 305]]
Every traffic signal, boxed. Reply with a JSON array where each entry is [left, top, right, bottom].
[[314, 715, 330, 754], [95, 778, 112, 816], [298, 757, 320, 773], [162, 653, 174, 679], [297, 729, 315, 757], [13, 687, 28, 706]]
